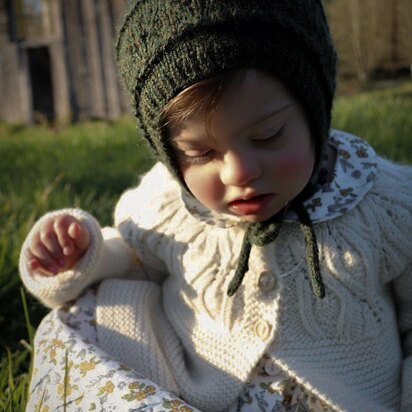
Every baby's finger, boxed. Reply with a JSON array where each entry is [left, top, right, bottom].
[[28, 238, 60, 275], [39, 228, 65, 265], [68, 222, 90, 251], [53, 216, 76, 256], [27, 252, 40, 271], [26, 253, 55, 277]]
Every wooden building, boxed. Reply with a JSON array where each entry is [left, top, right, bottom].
[[0, 0, 129, 124]]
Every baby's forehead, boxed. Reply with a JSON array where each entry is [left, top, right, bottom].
[[171, 118, 209, 143], [164, 69, 300, 145], [172, 101, 295, 140]]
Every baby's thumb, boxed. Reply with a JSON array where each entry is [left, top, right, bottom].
[[68, 222, 90, 251]]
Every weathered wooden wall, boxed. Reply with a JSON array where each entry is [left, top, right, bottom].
[[0, 2, 31, 123], [0, 0, 129, 124], [57, 0, 129, 121]]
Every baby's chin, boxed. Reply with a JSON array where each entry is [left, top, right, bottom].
[[230, 205, 287, 224], [208, 203, 285, 224], [238, 214, 274, 223], [221, 209, 277, 223]]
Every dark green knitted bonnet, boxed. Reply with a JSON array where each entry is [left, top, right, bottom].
[[115, 0, 337, 298]]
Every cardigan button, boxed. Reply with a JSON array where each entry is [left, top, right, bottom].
[[258, 271, 277, 292], [264, 358, 282, 376], [253, 319, 272, 341]]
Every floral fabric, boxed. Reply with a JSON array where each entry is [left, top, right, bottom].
[[28, 288, 335, 411], [301, 130, 377, 222], [228, 355, 334, 412]]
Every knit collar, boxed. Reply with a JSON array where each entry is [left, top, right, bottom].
[[180, 130, 378, 227]]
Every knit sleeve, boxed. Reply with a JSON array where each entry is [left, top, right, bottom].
[[19, 209, 140, 308], [369, 158, 412, 411], [20, 163, 182, 308]]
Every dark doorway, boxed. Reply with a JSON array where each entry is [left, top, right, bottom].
[[27, 46, 54, 121]]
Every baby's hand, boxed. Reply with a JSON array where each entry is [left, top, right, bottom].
[[27, 215, 90, 276]]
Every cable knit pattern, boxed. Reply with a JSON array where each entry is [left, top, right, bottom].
[[20, 132, 412, 411]]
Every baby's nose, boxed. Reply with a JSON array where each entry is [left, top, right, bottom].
[[220, 150, 261, 186]]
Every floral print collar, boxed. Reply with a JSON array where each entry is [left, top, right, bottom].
[[181, 130, 378, 227]]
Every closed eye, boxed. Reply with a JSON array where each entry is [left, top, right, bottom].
[[252, 125, 285, 144], [177, 149, 215, 165]]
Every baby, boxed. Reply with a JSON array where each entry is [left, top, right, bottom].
[[20, 1, 412, 411]]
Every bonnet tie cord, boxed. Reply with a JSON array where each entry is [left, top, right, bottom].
[[227, 218, 282, 297], [226, 226, 253, 297], [293, 201, 325, 299], [226, 202, 325, 299]]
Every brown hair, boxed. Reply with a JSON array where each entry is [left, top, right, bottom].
[[160, 69, 270, 140]]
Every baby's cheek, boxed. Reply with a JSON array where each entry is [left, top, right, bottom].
[[275, 150, 314, 183], [182, 167, 225, 210], [181, 168, 203, 197]]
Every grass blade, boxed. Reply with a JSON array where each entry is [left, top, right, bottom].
[[64, 349, 69, 412], [20, 287, 34, 348]]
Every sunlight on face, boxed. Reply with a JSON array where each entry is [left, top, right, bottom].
[[171, 70, 315, 223]]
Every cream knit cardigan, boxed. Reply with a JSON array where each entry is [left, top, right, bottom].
[[20, 137, 412, 412]]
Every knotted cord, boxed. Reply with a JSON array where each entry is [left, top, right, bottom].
[[227, 190, 325, 299]]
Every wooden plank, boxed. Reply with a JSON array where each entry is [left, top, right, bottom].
[[0, 44, 21, 122], [82, 0, 106, 118], [0, 44, 31, 123], [18, 47, 32, 123], [109, 0, 131, 115], [61, 0, 89, 119], [98, 0, 121, 119], [49, 0, 71, 122]]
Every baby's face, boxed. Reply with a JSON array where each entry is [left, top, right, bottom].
[[171, 69, 315, 223]]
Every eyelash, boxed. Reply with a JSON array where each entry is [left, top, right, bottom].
[[253, 125, 285, 144], [179, 126, 285, 165], [180, 151, 214, 165]]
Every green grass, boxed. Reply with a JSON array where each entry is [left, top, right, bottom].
[[1, 82, 411, 411], [332, 81, 412, 164]]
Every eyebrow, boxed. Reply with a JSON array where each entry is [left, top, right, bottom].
[[172, 103, 294, 146]]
